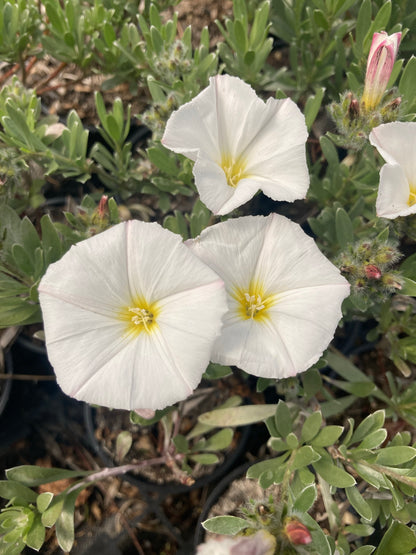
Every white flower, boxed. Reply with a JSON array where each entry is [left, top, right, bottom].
[[162, 75, 309, 215], [187, 215, 350, 378], [369, 122, 416, 219], [38, 221, 227, 411]]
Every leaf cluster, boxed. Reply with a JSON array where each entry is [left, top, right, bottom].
[[0, 466, 92, 554]]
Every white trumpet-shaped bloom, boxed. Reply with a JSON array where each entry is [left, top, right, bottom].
[[38, 221, 227, 411], [369, 122, 416, 219], [187, 215, 350, 378], [162, 75, 309, 215]]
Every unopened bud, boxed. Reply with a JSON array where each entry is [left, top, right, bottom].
[[362, 31, 402, 111], [97, 195, 108, 218], [382, 274, 402, 290], [365, 265, 382, 279], [348, 98, 360, 119], [284, 518, 312, 545], [387, 96, 401, 110]]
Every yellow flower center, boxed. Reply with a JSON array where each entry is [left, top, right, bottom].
[[233, 281, 277, 322], [119, 298, 159, 336], [243, 293, 266, 319], [408, 185, 416, 207], [220, 154, 250, 188]]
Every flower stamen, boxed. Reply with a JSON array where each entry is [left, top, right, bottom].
[[244, 293, 265, 319], [129, 307, 154, 332], [221, 154, 249, 188], [119, 299, 160, 336]]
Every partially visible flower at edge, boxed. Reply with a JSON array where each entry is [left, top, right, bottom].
[[162, 74, 309, 216], [369, 122, 416, 219], [187, 214, 350, 378], [38, 220, 227, 411], [196, 530, 276, 555], [362, 31, 402, 112]]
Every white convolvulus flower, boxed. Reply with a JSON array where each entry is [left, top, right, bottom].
[[162, 74, 309, 215], [362, 31, 401, 112], [369, 122, 416, 219], [187, 215, 350, 378], [38, 221, 227, 411], [196, 530, 276, 555]]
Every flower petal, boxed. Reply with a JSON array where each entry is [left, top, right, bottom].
[[38, 222, 132, 317], [161, 79, 220, 161], [369, 122, 416, 181], [39, 221, 227, 410], [252, 214, 345, 294], [243, 97, 308, 166], [188, 215, 268, 292], [376, 163, 416, 219], [125, 220, 224, 301], [211, 317, 299, 377], [209, 74, 277, 158], [247, 144, 309, 202], [162, 74, 309, 215], [188, 215, 349, 378], [193, 156, 261, 215]]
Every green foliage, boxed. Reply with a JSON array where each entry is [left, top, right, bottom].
[[0, 0, 41, 66], [0, 205, 62, 327], [269, 0, 359, 99], [202, 515, 251, 535], [215, 0, 274, 86], [0, 1, 415, 552], [0, 195, 120, 328], [0, 466, 94, 554]]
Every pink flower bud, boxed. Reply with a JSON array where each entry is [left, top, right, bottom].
[[97, 195, 108, 218], [365, 264, 382, 279], [362, 31, 401, 111], [284, 519, 312, 545]]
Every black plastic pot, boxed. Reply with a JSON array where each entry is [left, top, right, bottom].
[[84, 403, 251, 497]]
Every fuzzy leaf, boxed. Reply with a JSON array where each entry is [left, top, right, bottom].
[[198, 404, 277, 427], [55, 488, 80, 552], [173, 434, 189, 454], [312, 458, 356, 487], [311, 426, 343, 447], [274, 401, 292, 438], [350, 410, 385, 445], [202, 515, 250, 535], [246, 453, 290, 480], [301, 411, 322, 443], [36, 492, 54, 514], [293, 484, 317, 513], [188, 453, 219, 465], [376, 447, 416, 466], [25, 514, 45, 551], [351, 546, 375, 555], [374, 521, 416, 554], [115, 431, 133, 462], [293, 446, 320, 471], [346, 486, 373, 521], [0, 480, 37, 503], [6, 466, 90, 487], [304, 87, 325, 131], [196, 428, 233, 452], [358, 429, 388, 450], [345, 524, 374, 536]]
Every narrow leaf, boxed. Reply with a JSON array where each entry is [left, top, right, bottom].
[[202, 515, 250, 535], [198, 404, 277, 427]]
